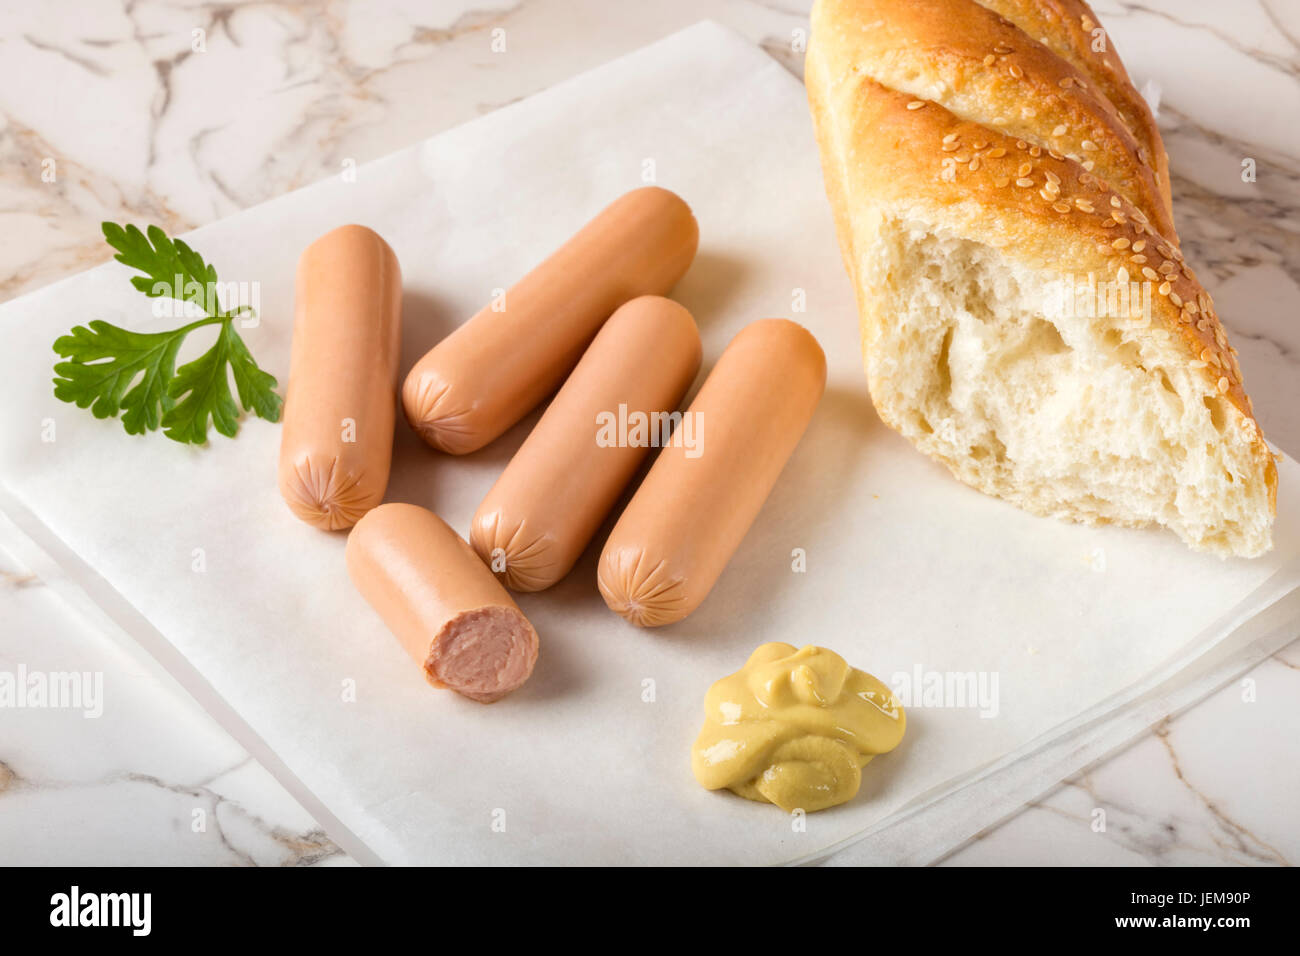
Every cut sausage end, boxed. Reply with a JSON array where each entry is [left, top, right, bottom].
[[597, 547, 692, 628], [401, 370, 485, 455], [426, 606, 540, 703], [279, 455, 380, 531]]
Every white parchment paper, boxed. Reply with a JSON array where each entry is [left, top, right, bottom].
[[1, 22, 1297, 865]]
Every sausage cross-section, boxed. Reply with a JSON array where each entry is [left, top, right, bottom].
[[471, 295, 702, 591], [278, 225, 403, 531], [598, 319, 827, 627], [346, 503, 539, 703], [401, 187, 699, 455]]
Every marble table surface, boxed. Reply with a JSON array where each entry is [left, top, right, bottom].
[[1, 0, 1297, 866]]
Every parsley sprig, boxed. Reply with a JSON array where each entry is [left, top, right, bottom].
[[52, 223, 282, 444]]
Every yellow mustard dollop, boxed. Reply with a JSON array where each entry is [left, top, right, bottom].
[[691, 642, 905, 813]]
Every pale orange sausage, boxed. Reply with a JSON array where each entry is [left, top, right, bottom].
[[278, 225, 402, 530], [401, 187, 699, 455], [598, 319, 827, 627], [471, 296, 701, 591], [346, 503, 539, 703]]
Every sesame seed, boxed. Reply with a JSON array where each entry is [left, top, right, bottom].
[[1199, 348, 1212, 363], [994, 176, 1010, 187], [955, 153, 971, 163], [1053, 201, 1071, 213], [907, 100, 926, 110], [1217, 377, 1230, 394], [1112, 238, 1130, 250], [1137, 147, 1150, 166], [1052, 124, 1067, 136], [1170, 292, 1182, 307], [1009, 64, 1024, 79], [1015, 140, 1028, 150], [1110, 196, 1121, 208], [1215, 327, 1227, 347], [1132, 209, 1149, 224], [995, 45, 1013, 54], [1101, 219, 1117, 228], [1179, 307, 1192, 323], [1159, 260, 1176, 274], [1058, 77, 1073, 88], [1017, 162, 1032, 177], [1082, 140, 1098, 151], [942, 142, 960, 151], [1117, 267, 1130, 284], [969, 158, 981, 171], [1082, 160, 1095, 171], [1131, 240, 1146, 252], [1029, 146, 1042, 157], [1186, 300, 1199, 315], [1111, 209, 1127, 222], [1048, 148, 1064, 160], [1158, 281, 1171, 296], [1142, 267, 1159, 281], [1015, 177, 1034, 187], [1044, 170, 1061, 185], [973, 140, 988, 149], [943, 132, 959, 144], [1189, 360, 1207, 369], [1079, 172, 1092, 185], [983, 54, 996, 66], [1130, 254, 1147, 264], [1040, 188, 1054, 201], [1075, 199, 1094, 212], [987, 147, 1006, 158]]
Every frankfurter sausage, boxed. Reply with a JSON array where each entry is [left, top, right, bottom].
[[278, 225, 402, 531], [346, 503, 539, 703], [471, 295, 702, 591], [598, 319, 826, 627], [402, 187, 699, 455]]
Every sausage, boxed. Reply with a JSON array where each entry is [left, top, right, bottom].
[[471, 295, 702, 591], [401, 187, 699, 455], [598, 319, 827, 627], [278, 225, 402, 531], [346, 503, 539, 703]]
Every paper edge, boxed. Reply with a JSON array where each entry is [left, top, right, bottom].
[[0, 485, 386, 867]]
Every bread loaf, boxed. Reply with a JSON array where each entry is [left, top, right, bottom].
[[806, 0, 1276, 556]]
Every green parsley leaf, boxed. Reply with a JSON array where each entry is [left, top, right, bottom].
[[52, 321, 184, 434], [51, 223, 283, 445], [162, 321, 282, 443], [101, 222, 220, 310]]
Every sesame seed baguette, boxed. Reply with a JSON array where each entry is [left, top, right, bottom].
[[807, 12, 1276, 556], [976, 0, 1173, 217], [815, 0, 1175, 241]]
